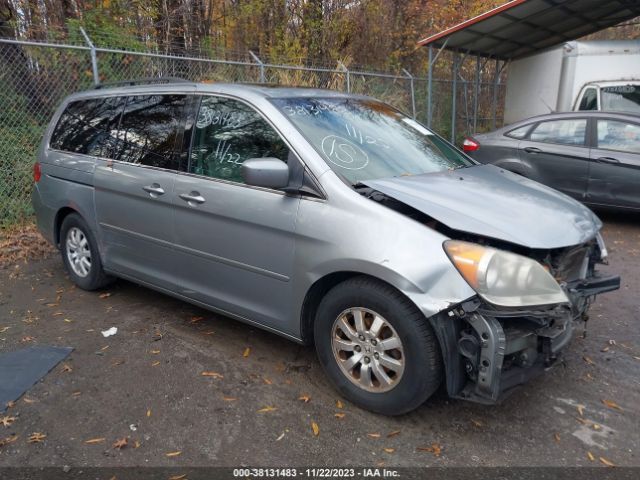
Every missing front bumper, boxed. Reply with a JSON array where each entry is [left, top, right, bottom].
[[430, 273, 620, 405]]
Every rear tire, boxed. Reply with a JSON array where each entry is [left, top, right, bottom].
[[314, 276, 442, 415], [60, 213, 113, 291]]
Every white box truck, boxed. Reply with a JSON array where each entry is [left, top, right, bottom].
[[504, 40, 640, 125]]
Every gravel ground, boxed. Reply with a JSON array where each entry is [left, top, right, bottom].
[[0, 211, 638, 469]]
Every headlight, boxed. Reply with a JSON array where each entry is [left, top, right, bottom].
[[443, 240, 569, 307]]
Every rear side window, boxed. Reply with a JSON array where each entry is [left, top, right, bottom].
[[505, 124, 531, 139], [529, 119, 587, 146], [190, 96, 289, 184], [597, 119, 640, 154], [50, 97, 124, 156], [578, 88, 598, 111], [114, 95, 189, 170]]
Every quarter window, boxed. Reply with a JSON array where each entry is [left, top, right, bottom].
[[50, 97, 124, 156], [114, 95, 188, 170], [529, 119, 587, 146], [190, 96, 289, 184], [505, 124, 531, 139], [597, 120, 640, 154]]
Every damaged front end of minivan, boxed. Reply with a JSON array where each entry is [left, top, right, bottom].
[[431, 236, 619, 404], [359, 167, 620, 404]]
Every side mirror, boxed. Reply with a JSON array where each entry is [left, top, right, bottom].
[[242, 158, 290, 189]]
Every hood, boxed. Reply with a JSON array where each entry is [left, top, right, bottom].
[[363, 164, 601, 249]]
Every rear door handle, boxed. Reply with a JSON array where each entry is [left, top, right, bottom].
[[179, 191, 205, 205], [596, 156, 620, 165], [523, 146, 542, 154], [142, 184, 165, 196]]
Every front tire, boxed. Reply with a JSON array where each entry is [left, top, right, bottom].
[[314, 276, 442, 415], [60, 213, 113, 291]]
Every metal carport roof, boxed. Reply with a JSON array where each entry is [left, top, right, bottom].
[[417, 0, 640, 60]]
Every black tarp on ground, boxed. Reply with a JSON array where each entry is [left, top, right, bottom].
[[0, 345, 73, 412]]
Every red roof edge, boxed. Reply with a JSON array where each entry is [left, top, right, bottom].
[[417, 0, 528, 47]]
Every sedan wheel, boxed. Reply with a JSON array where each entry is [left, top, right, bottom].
[[65, 227, 92, 277]]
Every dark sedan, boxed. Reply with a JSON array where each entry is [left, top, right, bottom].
[[463, 111, 640, 210]]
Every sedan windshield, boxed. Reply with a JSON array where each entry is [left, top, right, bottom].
[[271, 97, 473, 184]]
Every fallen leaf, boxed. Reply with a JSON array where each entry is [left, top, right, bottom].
[[257, 406, 277, 413], [592, 424, 601, 431], [587, 451, 595, 462], [5, 401, 15, 409], [0, 416, 16, 427], [577, 405, 585, 417], [151, 361, 160, 367], [311, 421, 320, 436], [147, 409, 152, 417], [471, 419, 483, 428], [85, 438, 106, 444], [0, 435, 18, 447], [190, 316, 204, 323], [383, 447, 395, 453], [263, 377, 273, 385], [21, 336, 35, 342], [634, 356, 640, 361], [23, 397, 36, 404], [602, 399, 623, 411], [28, 432, 46, 443], [243, 347, 251, 358], [0, 327, 10, 333], [417, 443, 442, 456], [150, 350, 160, 355], [165, 451, 182, 457], [334, 413, 346, 419], [599, 457, 615, 467], [201, 371, 223, 379], [72, 391, 81, 397], [99, 293, 112, 299], [113, 437, 128, 450], [367, 433, 381, 439], [553, 433, 560, 443], [336, 400, 344, 409], [169, 475, 187, 480], [601, 346, 609, 352], [387, 430, 401, 438], [134, 440, 141, 449], [298, 395, 311, 403], [223, 396, 237, 402], [61, 364, 73, 373], [583, 356, 595, 365]]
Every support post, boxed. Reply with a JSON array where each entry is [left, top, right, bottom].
[[427, 45, 433, 127], [473, 56, 480, 133], [451, 54, 458, 143], [249, 50, 265, 83], [80, 27, 99, 86], [402, 69, 416, 119], [492, 58, 500, 130]]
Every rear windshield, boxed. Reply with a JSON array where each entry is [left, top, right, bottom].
[[271, 97, 472, 184]]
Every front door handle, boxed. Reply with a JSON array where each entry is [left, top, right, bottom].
[[143, 183, 165, 197], [596, 156, 620, 165], [179, 191, 206, 205], [523, 146, 542, 154]]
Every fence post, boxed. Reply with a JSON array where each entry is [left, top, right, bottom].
[[402, 69, 416, 119], [80, 27, 99, 86], [338, 61, 350, 93], [473, 56, 480, 133], [249, 50, 265, 83]]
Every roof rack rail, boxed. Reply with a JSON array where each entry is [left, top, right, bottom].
[[93, 77, 190, 89]]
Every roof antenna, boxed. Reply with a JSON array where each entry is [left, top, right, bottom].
[[539, 95, 554, 114]]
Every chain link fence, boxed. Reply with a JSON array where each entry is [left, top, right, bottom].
[[0, 36, 505, 226]]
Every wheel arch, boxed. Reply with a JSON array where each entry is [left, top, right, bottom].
[[54, 206, 80, 247]]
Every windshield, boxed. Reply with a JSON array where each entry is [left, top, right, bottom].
[[271, 97, 473, 184], [601, 85, 640, 113]]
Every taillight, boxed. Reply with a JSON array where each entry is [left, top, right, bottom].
[[462, 137, 480, 152], [33, 162, 41, 182]]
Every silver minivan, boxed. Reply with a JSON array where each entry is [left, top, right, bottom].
[[33, 81, 619, 414]]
